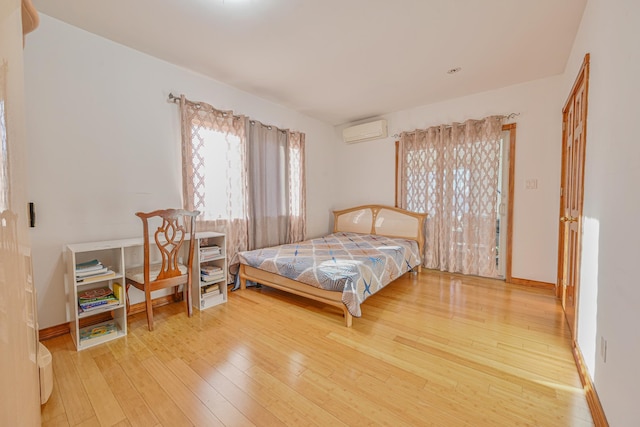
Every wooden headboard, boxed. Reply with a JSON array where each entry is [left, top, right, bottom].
[[333, 205, 426, 254]]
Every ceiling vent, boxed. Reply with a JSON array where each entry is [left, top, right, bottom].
[[342, 119, 388, 144]]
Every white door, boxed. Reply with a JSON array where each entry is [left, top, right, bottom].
[[0, 1, 42, 425]]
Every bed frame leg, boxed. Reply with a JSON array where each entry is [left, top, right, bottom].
[[239, 265, 247, 290], [344, 311, 353, 327]]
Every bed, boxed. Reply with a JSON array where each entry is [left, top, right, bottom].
[[238, 205, 426, 327]]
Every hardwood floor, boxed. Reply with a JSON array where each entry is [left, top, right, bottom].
[[41, 271, 594, 426]]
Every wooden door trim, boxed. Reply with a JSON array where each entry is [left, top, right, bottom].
[[395, 140, 400, 208], [564, 53, 591, 112], [509, 277, 554, 290], [572, 342, 610, 426], [503, 123, 516, 282], [557, 110, 569, 298]]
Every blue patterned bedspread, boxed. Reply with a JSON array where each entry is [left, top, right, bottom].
[[238, 232, 421, 317]]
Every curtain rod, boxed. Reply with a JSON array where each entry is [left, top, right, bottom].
[[168, 92, 239, 118], [391, 113, 520, 138], [168, 92, 295, 134]]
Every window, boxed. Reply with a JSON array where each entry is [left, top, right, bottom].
[[190, 126, 245, 221]]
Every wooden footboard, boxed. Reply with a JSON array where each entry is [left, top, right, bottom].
[[239, 264, 353, 327]]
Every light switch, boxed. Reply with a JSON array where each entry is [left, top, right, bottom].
[[525, 179, 538, 190]]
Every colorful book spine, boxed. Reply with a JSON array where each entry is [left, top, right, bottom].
[[112, 283, 123, 303]]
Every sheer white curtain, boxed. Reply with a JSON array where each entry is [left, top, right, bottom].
[[398, 115, 504, 277], [287, 131, 306, 243]]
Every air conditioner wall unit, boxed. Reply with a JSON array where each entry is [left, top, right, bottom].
[[342, 119, 388, 144]]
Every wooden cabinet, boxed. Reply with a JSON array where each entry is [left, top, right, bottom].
[[65, 232, 226, 350], [192, 232, 227, 310]]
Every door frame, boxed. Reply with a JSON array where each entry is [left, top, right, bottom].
[[556, 53, 590, 335], [503, 124, 516, 282]]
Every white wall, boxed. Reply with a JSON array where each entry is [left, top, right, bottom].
[[561, 0, 640, 424], [24, 15, 338, 329], [334, 77, 564, 284]]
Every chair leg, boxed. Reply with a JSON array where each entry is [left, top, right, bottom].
[[145, 287, 154, 331], [185, 282, 192, 317], [125, 282, 131, 313]]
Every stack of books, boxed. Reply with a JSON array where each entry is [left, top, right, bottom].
[[201, 283, 221, 296], [79, 320, 118, 344], [75, 259, 116, 283], [201, 265, 224, 284], [200, 245, 222, 262], [78, 285, 120, 314]]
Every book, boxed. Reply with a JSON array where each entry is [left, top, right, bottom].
[[78, 300, 120, 314], [201, 265, 222, 274], [200, 246, 222, 261], [79, 297, 118, 310], [202, 284, 220, 295], [112, 283, 123, 303], [78, 286, 119, 312], [200, 245, 221, 254], [201, 273, 224, 283], [200, 292, 224, 308], [75, 259, 101, 270], [76, 266, 109, 278], [201, 270, 224, 277], [78, 286, 114, 301], [79, 320, 118, 343], [76, 270, 116, 283], [76, 263, 105, 273], [201, 273, 224, 280]]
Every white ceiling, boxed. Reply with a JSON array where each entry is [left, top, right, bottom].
[[32, 0, 587, 125]]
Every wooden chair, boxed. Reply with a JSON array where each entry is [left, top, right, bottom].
[[125, 209, 199, 331]]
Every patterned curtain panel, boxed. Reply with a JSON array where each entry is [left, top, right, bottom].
[[287, 131, 306, 243], [179, 95, 249, 268], [398, 115, 504, 277]]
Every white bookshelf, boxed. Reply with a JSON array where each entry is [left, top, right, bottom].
[[193, 232, 227, 311], [65, 241, 127, 351]]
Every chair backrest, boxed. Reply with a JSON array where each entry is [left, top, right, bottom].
[[136, 209, 200, 282]]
